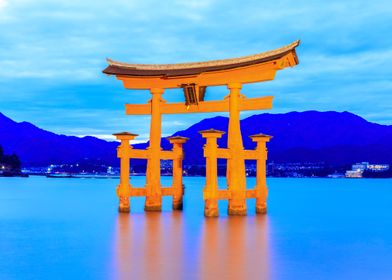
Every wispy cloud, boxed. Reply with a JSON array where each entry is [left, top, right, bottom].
[[0, 0, 391, 139], [0, 0, 6, 10]]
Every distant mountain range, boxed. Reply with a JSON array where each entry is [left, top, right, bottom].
[[1, 111, 391, 167], [0, 112, 118, 166]]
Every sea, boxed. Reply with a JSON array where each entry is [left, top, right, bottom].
[[0, 176, 391, 280]]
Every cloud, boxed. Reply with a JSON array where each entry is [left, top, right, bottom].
[[76, 134, 150, 144], [0, 0, 391, 141], [0, 0, 6, 10]]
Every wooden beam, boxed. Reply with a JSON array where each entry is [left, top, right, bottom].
[[129, 149, 148, 159], [217, 190, 231, 199], [160, 151, 175, 160], [131, 188, 146, 196], [161, 187, 174, 196], [217, 148, 231, 159], [240, 96, 274, 111], [125, 96, 273, 115], [246, 189, 258, 198], [243, 150, 259, 160], [161, 99, 227, 114], [118, 62, 278, 89]]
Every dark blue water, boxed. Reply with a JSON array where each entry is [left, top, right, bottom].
[[0, 176, 391, 280]]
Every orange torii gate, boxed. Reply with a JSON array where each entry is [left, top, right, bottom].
[[103, 40, 300, 216]]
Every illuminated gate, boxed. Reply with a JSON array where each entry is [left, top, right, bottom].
[[103, 40, 300, 216]]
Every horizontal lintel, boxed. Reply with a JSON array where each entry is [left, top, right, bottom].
[[161, 187, 173, 196], [217, 148, 231, 159], [246, 189, 258, 198], [126, 96, 273, 115], [243, 150, 259, 160], [130, 188, 146, 196], [160, 151, 175, 160], [129, 149, 148, 159]]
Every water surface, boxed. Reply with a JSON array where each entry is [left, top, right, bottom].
[[0, 177, 391, 279]]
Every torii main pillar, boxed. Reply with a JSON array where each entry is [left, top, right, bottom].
[[226, 83, 247, 215], [145, 88, 164, 211]]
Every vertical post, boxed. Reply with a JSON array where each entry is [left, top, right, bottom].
[[200, 129, 225, 217], [113, 132, 138, 213], [250, 134, 272, 214], [145, 88, 164, 211], [226, 83, 247, 215], [167, 136, 189, 210]]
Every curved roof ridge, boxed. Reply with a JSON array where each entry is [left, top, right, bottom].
[[107, 40, 300, 71]]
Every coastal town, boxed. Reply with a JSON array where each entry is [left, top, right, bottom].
[[15, 161, 391, 179], [344, 162, 390, 178], [2, 141, 390, 179]]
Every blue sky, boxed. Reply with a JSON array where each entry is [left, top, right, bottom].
[[0, 0, 391, 142]]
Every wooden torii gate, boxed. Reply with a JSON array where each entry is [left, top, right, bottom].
[[103, 40, 300, 216]]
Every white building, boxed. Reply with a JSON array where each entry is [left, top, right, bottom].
[[352, 162, 368, 172], [367, 164, 390, 172], [345, 162, 390, 178], [345, 170, 363, 178]]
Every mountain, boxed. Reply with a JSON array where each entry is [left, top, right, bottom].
[[0, 112, 118, 166], [167, 111, 392, 165], [1, 111, 391, 167]]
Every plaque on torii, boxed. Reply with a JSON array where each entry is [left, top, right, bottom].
[[103, 40, 300, 216]]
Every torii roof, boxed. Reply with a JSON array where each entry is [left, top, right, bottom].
[[103, 40, 300, 78]]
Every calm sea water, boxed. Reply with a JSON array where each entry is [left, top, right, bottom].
[[0, 176, 391, 280]]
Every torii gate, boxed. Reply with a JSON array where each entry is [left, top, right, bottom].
[[103, 40, 300, 216]]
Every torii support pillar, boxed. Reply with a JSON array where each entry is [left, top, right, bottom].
[[113, 132, 138, 213], [200, 129, 225, 217], [250, 134, 272, 214], [168, 136, 189, 210]]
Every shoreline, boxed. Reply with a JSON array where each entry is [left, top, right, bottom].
[[1, 174, 391, 179]]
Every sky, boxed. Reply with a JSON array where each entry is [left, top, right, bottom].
[[0, 0, 391, 142]]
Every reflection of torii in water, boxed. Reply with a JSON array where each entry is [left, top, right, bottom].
[[103, 40, 300, 216]]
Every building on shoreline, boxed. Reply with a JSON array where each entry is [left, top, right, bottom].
[[20, 161, 391, 179], [345, 162, 390, 178], [0, 145, 22, 176]]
